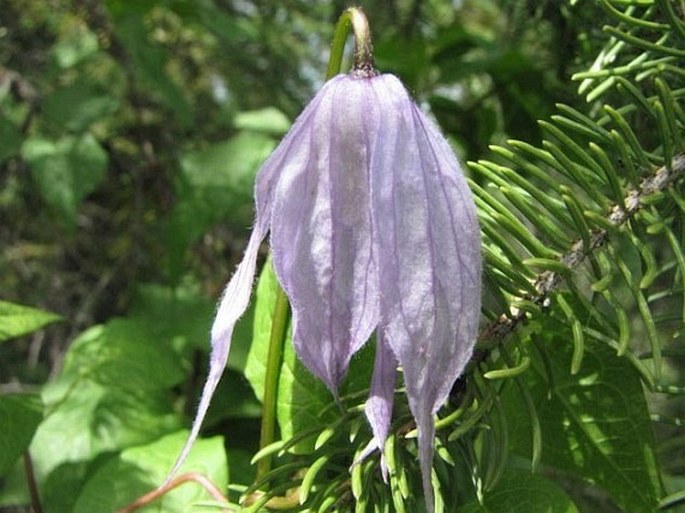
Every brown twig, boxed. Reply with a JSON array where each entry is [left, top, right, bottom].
[[115, 472, 232, 513], [23, 451, 43, 513]]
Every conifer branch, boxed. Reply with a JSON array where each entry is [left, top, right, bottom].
[[479, 153, 685, 346]]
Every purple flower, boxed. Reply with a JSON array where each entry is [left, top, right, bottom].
[[169, 72, 481, 511]]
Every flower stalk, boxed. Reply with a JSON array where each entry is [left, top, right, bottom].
[[256, 280, 289, 481], [326, 7, 376, 80]]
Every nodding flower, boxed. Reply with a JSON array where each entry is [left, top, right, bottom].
[[168, 66, 481, 513]]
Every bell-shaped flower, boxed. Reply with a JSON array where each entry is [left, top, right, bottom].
[[168, 71, 481, 513]]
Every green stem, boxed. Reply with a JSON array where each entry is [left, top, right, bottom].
[[326, 7, 376, 79], [257, 267, 290, 481], [255, 4, 375, 484]]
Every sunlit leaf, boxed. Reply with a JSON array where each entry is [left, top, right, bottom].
[[29, 318, 188, 479], [0, 301, 62, 343], [234, 107, 291, 135], [52, 25, 99, 68], [60, 319, 186, 391], [72, 431, 227, 513]]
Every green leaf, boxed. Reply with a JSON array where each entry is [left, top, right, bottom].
[[22, 134, 107, 230], [32, 379, 180, 482], [30, 318, 188, 479], [179, 133, 274, 209], [504, 330, 663, 512], [72, 431, 227, 513], [60, 319, 186, 391], [0, 301, 62, 342], [455, 468, 578, 513], [276, 340, 342, 451], [0, 463, 30, 508], [40, 460, 91, 513], [234, 107, 291, 135], [167, 132, 275, 280], [0, 117, 23, 162], [52, 26, 99, 68], [43, 80, 120, 132], [0, 394, 43, 477]]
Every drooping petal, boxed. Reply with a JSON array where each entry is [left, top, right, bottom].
[[271, 75, 380, 393], [362, 330, 397, 481], [164, 84, 329, 482], [368, 74, 481, 512], [164, 209, 268, 483]]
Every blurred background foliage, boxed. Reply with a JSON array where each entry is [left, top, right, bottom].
[[1, 0, 681, 512]]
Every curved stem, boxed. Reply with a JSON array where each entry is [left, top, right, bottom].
[[115, 472, 230, 513], [326, 7, 376, 80]]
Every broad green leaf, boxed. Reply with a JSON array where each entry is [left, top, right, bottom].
[[455, 468, 578, 513], [167, 132, 275, 280], [245, 259, 333, 451], [277, 338, 341, 450], [504, 329, 662, 513], [124, 271, 257, 378], [30, 318, 187, 479], [31, 378, 180, 481], [60, 319, 186, 391], [0, 394, 43, 477], [234, 107, 291, 135], [22, 134, 107, 230], [41, 461, 91, 513], [246, 261, 374, 452], [43, 80, 120, 132], [130, 281, 253, 365], [0, 301, 62, 342], [179, 132, 274, 215], [72, 431, 227, 513]]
